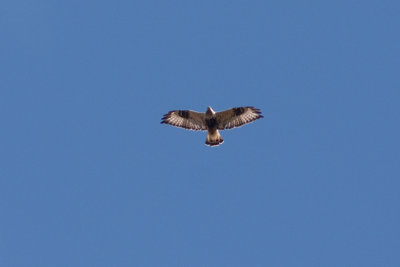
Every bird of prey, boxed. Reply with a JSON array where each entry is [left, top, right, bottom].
[[161, 106, 263, 146]]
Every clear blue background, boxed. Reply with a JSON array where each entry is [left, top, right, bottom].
[[1, 0, 399, 266]]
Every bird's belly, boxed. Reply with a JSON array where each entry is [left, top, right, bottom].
[[205, 118, 217, 130]]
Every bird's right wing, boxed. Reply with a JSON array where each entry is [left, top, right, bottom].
[[215, 106, 263, 130], [161, 110, 207, 131]]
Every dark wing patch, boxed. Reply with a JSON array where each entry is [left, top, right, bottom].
[[178, 110, 189, 119], [233, 107, 246, 116], [215, 106, 263, 130], [161, 110, 207, 131]]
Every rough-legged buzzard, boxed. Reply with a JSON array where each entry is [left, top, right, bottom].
[[161, 106, 263, 146]]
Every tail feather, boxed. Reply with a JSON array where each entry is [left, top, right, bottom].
[[205, 130, 224, 147]]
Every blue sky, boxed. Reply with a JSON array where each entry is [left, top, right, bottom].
[[1, 0, 400, 266]]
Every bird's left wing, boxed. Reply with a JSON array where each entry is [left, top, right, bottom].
[[215, 106, 263, 130], [161, 110, 207, 131]]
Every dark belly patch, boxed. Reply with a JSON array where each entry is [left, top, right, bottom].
[[206, 118, 217, 129]]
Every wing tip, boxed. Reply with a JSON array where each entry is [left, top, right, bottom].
[[245, 106, 263, 119], [161, 110, 176, 124], [250, 107, 263, 118]]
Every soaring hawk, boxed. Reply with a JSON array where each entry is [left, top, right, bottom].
[[161, 106, 263, 146]]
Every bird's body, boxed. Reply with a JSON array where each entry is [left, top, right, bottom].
[[204, 107, 224, 146], [161, 106, 263, 146]]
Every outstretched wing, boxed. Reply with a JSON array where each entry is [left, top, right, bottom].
[[216, 106, 263, 130], [161, 110, 207, 131]]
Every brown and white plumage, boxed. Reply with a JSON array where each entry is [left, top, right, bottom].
[[161, 110, 206, 131], [216, 107, 263, 130], [161, 106, 263, 146]]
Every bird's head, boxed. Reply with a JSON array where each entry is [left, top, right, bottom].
[[206, 106, 215, 115]]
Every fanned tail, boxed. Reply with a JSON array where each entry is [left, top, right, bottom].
[[205, 130, 224, 147]]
